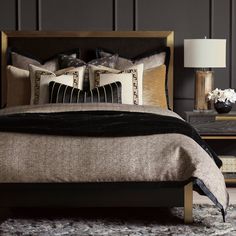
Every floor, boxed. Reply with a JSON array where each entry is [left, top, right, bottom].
[[0, 188, 234, 235], [1, 205, 236, 235], [194, 187, 236, 204]]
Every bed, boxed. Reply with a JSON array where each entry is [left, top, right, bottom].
[[0, 31, 228, 224]]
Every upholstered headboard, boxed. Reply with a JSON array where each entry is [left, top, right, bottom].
[[1, 31, 174, 109]]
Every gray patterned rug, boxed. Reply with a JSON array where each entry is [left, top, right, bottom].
[[0, 205, 235, 235]]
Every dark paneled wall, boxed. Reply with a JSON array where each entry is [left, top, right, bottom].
[[0, 0, 235, 117]]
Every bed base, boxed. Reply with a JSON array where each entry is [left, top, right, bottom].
[[0, 182, 192, 223]]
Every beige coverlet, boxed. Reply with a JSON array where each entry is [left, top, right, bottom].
[[0, 104, 228, 210]]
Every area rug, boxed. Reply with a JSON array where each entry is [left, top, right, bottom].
[[0, 205, 235, 235]]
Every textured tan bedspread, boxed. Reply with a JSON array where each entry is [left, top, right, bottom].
[[0, 104, 228, 210]]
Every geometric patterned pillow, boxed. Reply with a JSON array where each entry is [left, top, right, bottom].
[[58, 54, 118, 69], [90, 63, 143, 105], [29, 64, 85, 105]]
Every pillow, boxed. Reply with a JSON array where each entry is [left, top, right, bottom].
[[9, 48, 80, 72], [90, 64, 143, 105], [135, 52, 166, 70], [96, 47, 170, 70], [11, 52, 59, 72], [29, 64, 85, 105], [49, 81, 122, 104], [58, 54, 118, 69], [97, 48, 170, 108], [89, 65, 119, 89], [143, 65, 167, 108], [6, 65, 30, 107], [58, 54, 118, 91]]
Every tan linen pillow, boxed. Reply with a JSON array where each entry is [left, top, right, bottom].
[[12, 52, 59, 72], [11, 51, 78, 72], [6, 65, 30, 107], [143, 65, 167, 108]]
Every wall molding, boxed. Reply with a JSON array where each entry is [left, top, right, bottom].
[[133, 0, 137, 30], [36, 0, 42, 30], [113, 0, 117, 31], [209, 0, 214, 38], [230, 0, 234, 88], [16, 0, 21, 30]]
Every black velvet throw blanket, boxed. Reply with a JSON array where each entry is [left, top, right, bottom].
[[0, 110, 226, 220], [0, 110, 222, 168]]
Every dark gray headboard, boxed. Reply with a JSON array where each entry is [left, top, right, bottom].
[[1, 31, 174, 108]]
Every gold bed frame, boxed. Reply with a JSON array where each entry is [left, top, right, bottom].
[[0, 31, 193, 223]]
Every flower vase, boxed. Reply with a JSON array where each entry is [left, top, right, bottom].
[[214, 101, 232, 114]]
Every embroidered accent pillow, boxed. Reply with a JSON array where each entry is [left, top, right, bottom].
[[89, 65, 119, 89], [90, 64, 143, 105], [49, 81, 122, 104], [29, 64, 85, 105]]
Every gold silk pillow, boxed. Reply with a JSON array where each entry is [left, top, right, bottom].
[[143, 65, 167, 108]]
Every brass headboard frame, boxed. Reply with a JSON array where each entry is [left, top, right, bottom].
[[1, 31, 174, 109]]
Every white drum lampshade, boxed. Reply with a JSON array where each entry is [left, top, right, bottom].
[[184, 38, 226, 111], [184, 39, 226, 68]]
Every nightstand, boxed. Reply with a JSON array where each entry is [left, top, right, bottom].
[[185, 111, 236, 184]]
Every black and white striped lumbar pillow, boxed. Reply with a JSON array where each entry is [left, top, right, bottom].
[[49, 81, 122, 104]]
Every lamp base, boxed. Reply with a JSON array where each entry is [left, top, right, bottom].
[[194, 70, 214, 111]]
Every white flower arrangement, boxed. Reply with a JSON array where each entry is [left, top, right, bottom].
[[208, 88, 236, 104]]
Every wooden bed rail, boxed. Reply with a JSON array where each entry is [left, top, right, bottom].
[[0, 182, 193, 223]]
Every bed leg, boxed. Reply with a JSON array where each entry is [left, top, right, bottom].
[[184, 182, 193, 224]]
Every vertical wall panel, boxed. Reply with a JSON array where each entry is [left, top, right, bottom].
[[174, 99, 194, 118], [20, 0, 37, 30], [0, 0, 16, 30], [137, 0, 210, 114], [116, 0, 133, 30], [40, 0, 113, 30], [212, 0, 231, 89], [232, 0, 236, 89]]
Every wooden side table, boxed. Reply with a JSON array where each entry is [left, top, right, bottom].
[[185, 111, 236, 184]]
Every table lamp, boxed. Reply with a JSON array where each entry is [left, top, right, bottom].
[[184, 38, 226, 111]]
